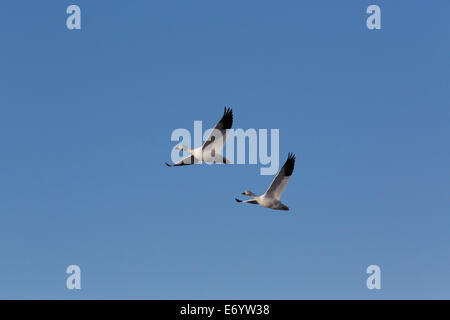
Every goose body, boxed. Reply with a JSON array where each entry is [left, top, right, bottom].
[[235, 153, 295, 211], [166, 107, 233, 166]]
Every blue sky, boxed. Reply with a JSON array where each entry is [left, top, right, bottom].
[[0, 1, 449, 299]]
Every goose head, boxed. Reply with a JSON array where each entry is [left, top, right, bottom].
[[242, 190, 255, 196]]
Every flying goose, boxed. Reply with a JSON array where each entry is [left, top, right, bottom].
[[166, 107, 233, 166], [235, 153, 296, 211]]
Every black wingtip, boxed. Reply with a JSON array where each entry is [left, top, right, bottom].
[[235, 198, 243, 203], [165, 162, 172, 167], [283, 153, 296, 176], [221, 107, 233, 129]]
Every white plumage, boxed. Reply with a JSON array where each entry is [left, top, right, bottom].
[[166, 108, 233, 167], [235, 153, 296, 211]]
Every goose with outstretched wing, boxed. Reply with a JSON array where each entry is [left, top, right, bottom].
[[235, 153, 296, 211], [166, 108, 233, 166]]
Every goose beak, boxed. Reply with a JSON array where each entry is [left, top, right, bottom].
[[241, 192, 245, 195]]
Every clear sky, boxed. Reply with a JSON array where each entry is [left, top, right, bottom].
[[0, 1, 449, 299]]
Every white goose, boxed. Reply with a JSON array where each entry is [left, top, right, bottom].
[[235, 153, 296, 211], [166, 108, 233, 167]]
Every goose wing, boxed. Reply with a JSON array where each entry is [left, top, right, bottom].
[[202, 107, 233, 153], [264, 153, 295, 200], [165, 155, 199, 167]]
